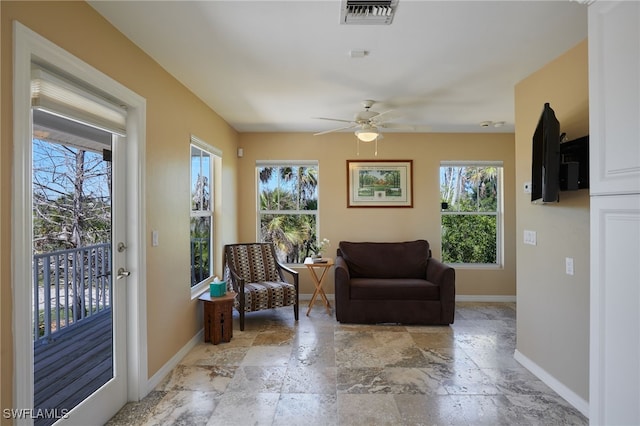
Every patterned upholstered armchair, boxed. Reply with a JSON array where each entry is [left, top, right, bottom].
[[223, 243, 299, 331]]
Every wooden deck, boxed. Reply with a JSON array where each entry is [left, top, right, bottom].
[[34, 308, 113, 426]]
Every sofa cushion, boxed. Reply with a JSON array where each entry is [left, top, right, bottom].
[[349, 278, 440, 300], [339, 240, 430, 279]]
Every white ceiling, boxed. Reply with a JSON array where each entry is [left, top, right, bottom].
[[89, 0, 588, 135]]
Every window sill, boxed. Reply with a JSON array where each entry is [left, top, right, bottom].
[[445, 263, 503, 270], [191, 280, 208, 300]]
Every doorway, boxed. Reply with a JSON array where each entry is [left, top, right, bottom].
[[31, 111, 123, 425], [13, 22, 147, 425]]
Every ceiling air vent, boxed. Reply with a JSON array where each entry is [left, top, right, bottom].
[[340, 0, 398, 25]]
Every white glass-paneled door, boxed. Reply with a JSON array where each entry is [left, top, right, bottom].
[[31, 111, 126, 426], [13, 22, 147, 426]]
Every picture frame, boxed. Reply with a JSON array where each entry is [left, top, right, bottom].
[[347, 160, 413, 208]]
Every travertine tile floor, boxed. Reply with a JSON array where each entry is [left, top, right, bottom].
[[107, 302, 587, 425]]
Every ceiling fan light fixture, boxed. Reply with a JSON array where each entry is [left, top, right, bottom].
[[355, 128, 379, 142]]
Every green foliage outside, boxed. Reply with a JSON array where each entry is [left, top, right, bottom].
[[440, 165, 500, 264], [441, 215, 497, 263], [259, 166, 319, 263], [190, 217, 211, 286], [190, 148, 212, 286]]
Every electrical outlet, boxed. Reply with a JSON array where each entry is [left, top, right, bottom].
[[566, 257, 574, 275], [524, 230, 537, 245], [523, 182, 532, 194], [152, 230, 159, 247]]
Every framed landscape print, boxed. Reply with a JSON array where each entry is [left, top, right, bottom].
[[347, 160, 413, 208]]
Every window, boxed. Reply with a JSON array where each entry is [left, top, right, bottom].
[[257, 161, 319, 264], [190, 140, 218, 288], [440, 162, 503, 266]]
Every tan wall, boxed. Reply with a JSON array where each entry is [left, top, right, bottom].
[[237, 132, 516, 297], [514, 40, 589, 402], [1, 1, 239, 416]]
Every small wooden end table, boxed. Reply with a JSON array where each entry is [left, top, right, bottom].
[[199, 291, 236, 344], [304, 257, 334, 316]]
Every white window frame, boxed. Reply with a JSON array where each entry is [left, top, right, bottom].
[[190, 136, 221, 298], [440, 160, 504, 268], [256, 160, 319, 265]]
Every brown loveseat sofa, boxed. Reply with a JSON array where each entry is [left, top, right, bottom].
[[334, 240, 455, 325]]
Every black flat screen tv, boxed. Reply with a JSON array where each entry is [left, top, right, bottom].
[[531, 103, 561, 203]]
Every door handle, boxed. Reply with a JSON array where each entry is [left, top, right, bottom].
[[116, 267, 131, 280]]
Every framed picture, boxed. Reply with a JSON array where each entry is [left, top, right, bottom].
[[347, 160, 413, 208]]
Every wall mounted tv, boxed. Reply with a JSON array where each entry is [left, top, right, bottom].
[[531, 103, 561, 203]]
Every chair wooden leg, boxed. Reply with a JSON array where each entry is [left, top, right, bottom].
[[294, 301, 299, 321], [239, 289, 245, 331]]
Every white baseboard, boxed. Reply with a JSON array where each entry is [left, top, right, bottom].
[[456, 295, 516, 302], [146, 329, 203, 394], [513, 349, 589, 418], [301, 294, 515, 303]]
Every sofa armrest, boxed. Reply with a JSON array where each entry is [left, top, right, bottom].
[[427, 258, 456, 322], [334, 256, 351, 320], [335, 256, 350, 284], [427, 256, 454, 286]]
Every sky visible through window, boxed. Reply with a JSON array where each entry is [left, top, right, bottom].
[[33, 138, 110, 203], [191, 154, 210, 200]]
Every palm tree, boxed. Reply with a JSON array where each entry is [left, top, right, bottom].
[[440, 166, 465, 208], [296, 166, 318, 209], [466, 166, 498, 210], [258, 166, 318, 262]]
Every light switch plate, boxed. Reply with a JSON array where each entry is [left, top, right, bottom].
[[524, 230, 537, 245], [566, 257, 574, 275]]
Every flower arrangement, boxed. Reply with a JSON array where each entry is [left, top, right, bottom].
[[313, 238, 331, 257]]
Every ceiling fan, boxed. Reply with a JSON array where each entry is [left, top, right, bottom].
[[313, 99, 416, 142]]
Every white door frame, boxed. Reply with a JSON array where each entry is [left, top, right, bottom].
[[12, 21, 148, 423]]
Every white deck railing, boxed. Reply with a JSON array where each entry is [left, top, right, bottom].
[[33, 243, 112, 342]]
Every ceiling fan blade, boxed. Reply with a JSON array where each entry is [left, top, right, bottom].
[[379, 123, 432, 132], [312, 117, 354, 124], [369, 110, 404, 124], [378, 122, 414, 130], [370, 109, 395, 120], [313, 124, 358, 136]]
